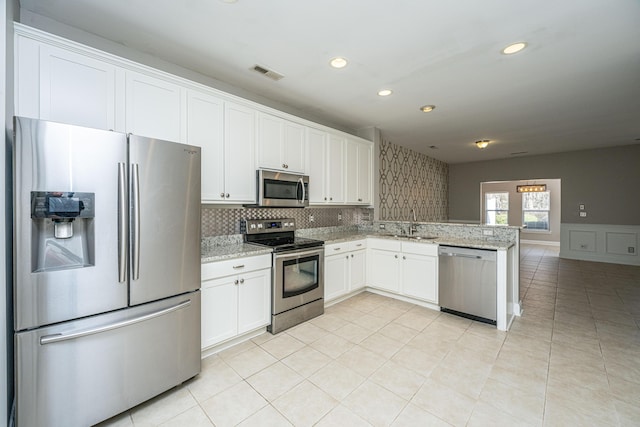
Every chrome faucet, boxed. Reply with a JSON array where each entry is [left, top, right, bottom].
[[408, 208, 417, 236]]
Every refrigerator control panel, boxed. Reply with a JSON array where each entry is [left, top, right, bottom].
[[31, 192, 95, 219]]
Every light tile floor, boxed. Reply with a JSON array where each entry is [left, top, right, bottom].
[[98, 244, 640, 426]]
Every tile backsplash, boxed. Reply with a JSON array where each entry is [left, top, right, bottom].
[[202, 206, 373, 237]]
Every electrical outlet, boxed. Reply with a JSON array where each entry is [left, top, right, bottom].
[[482, 229, 494, 236], [580, 244, 588, 249], [579, 204, 585, 210], [309, 215, 314, 223], [629, 247, 636, 254], [338, 213, 342, 221], [379, 224, 386, 229], [579, 212, 587, 217]]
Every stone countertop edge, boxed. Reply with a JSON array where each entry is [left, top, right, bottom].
[[311, 231, 516, 250], [201, 243, 273, 264]]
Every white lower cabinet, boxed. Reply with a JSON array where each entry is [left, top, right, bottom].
[[201, 254, 271, 349], [324, 240, 367, 302], [367, 239, 438, 304]]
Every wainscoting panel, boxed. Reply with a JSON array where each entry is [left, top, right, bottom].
[[561, 223, 639, 265]]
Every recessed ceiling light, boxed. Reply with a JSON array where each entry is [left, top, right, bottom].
[[378, 89, 392, 97], [329, 57, 348, 69], [501, 42, 527, 55], [420, 105, 436, 113], [475, 139, 491, 149]]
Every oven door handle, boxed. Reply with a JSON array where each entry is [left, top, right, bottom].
[[274, 248, 324, 260]]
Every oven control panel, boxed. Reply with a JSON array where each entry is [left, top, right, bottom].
[[242, 218, 296, 234]]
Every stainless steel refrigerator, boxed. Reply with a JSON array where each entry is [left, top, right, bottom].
[[12, 117, 202, 427]]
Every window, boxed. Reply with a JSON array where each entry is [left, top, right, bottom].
[[522, 191, 550, 231], [485, 192, 509, 225]]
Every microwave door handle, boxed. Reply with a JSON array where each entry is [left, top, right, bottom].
[[298, 177, 306, 205]]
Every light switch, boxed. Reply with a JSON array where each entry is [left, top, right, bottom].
[[579, 204, 585, 210]]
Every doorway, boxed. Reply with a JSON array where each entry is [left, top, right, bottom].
[[481, 179, 561, 244]]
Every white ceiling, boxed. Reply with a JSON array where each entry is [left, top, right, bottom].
[[18, 0, 640, 164]]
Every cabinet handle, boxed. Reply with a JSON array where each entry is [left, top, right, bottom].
[[358, 198, 362, 202], [234, 279, 239, 285], [403, 256, 406, 260], [226, 193, 230, 198], [395, 254, 398, 258], [240, 278, 245, 284], [333, 247, 341, 251], [233, 265, 245, 269], [330, 197, 333, 201], [220, 192, 225, 198], [355, 244, 362, 247], [351, 254, 354, 258], [346, 255, 349, 259], [324, 197, 327, 201]]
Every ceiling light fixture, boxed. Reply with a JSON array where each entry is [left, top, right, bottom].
[[517, 184, 546, 193], [501, 42, 527, 55], [420, 105, 436, 113], [329, 57, 348, 69], [378, 89, 392, 97], [475, 139, 491, 149]]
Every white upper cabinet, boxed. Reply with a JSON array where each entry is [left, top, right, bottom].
[[257, 113, 305, 173], [346, 138, 373, 205], [186, 90, 225, 202], [306, 128, 328, 204], [125, 71, 183, 142], [224, 102, 257, 203], [15, 36, 119, 131], [326, 133, 346, 204]]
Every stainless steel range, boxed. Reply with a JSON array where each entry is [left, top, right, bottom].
[[242, 218, 324, 334]]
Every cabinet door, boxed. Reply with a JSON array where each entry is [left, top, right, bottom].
[[350, 249, 367, 291], [327, 134, 345, 203], [125, 71, 182, 142], [357, 142, 372, 204], [345, 139, 359, 204], [237, 268, 271, 334], [402, 253, 438, 303], [225, 102, 257, 202], [186, 90, 225, 202], [283, 121, 306, 173], [201, 276, 238, 349], [306, 128, 327, 203], [325, 254, 349, 301], [257, 113, 283, 171], [39, 43, 117, 130], [368, 249, 400, 292]]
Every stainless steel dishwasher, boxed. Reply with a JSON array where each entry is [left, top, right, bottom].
[[438, 246, 497, 325]]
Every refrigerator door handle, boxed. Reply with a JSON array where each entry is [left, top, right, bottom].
[[39, 299, 192, 345], [131, 163, 141, 280], [118, 162, 128, 283]]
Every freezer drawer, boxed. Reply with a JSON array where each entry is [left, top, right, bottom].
[[438, 246, 497, 324], [15, 291, 201, 427]]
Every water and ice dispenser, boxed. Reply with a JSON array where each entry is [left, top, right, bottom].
[[31, 191, 95, 272]]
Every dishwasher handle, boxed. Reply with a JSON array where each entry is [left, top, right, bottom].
[[440, 252, 482, 260]]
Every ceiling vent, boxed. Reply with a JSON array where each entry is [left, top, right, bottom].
[[251, 64, 284, 81]]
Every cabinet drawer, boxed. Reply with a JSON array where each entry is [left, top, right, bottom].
[[348, 240, 367, 251], [202, 254, 271, 280], [401, 241, 438, 256], [367, 238, 401, 252], [325, 242, 351, 256]]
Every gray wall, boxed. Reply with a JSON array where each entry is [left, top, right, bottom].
[[449, 145, 640, 225]]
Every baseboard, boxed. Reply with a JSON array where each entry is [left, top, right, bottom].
[[521, 239, 560, 246]]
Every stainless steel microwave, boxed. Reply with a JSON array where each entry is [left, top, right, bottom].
[[253, 169, 309, 207]]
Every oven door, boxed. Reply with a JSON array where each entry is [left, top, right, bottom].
[[273, 247, 324, 315]]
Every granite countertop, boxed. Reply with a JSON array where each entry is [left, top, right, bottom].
[[309, 230, 515, 250], [201, 243, 272, 263]]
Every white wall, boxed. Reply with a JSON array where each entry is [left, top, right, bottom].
[[481, 179, 561, 243]]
